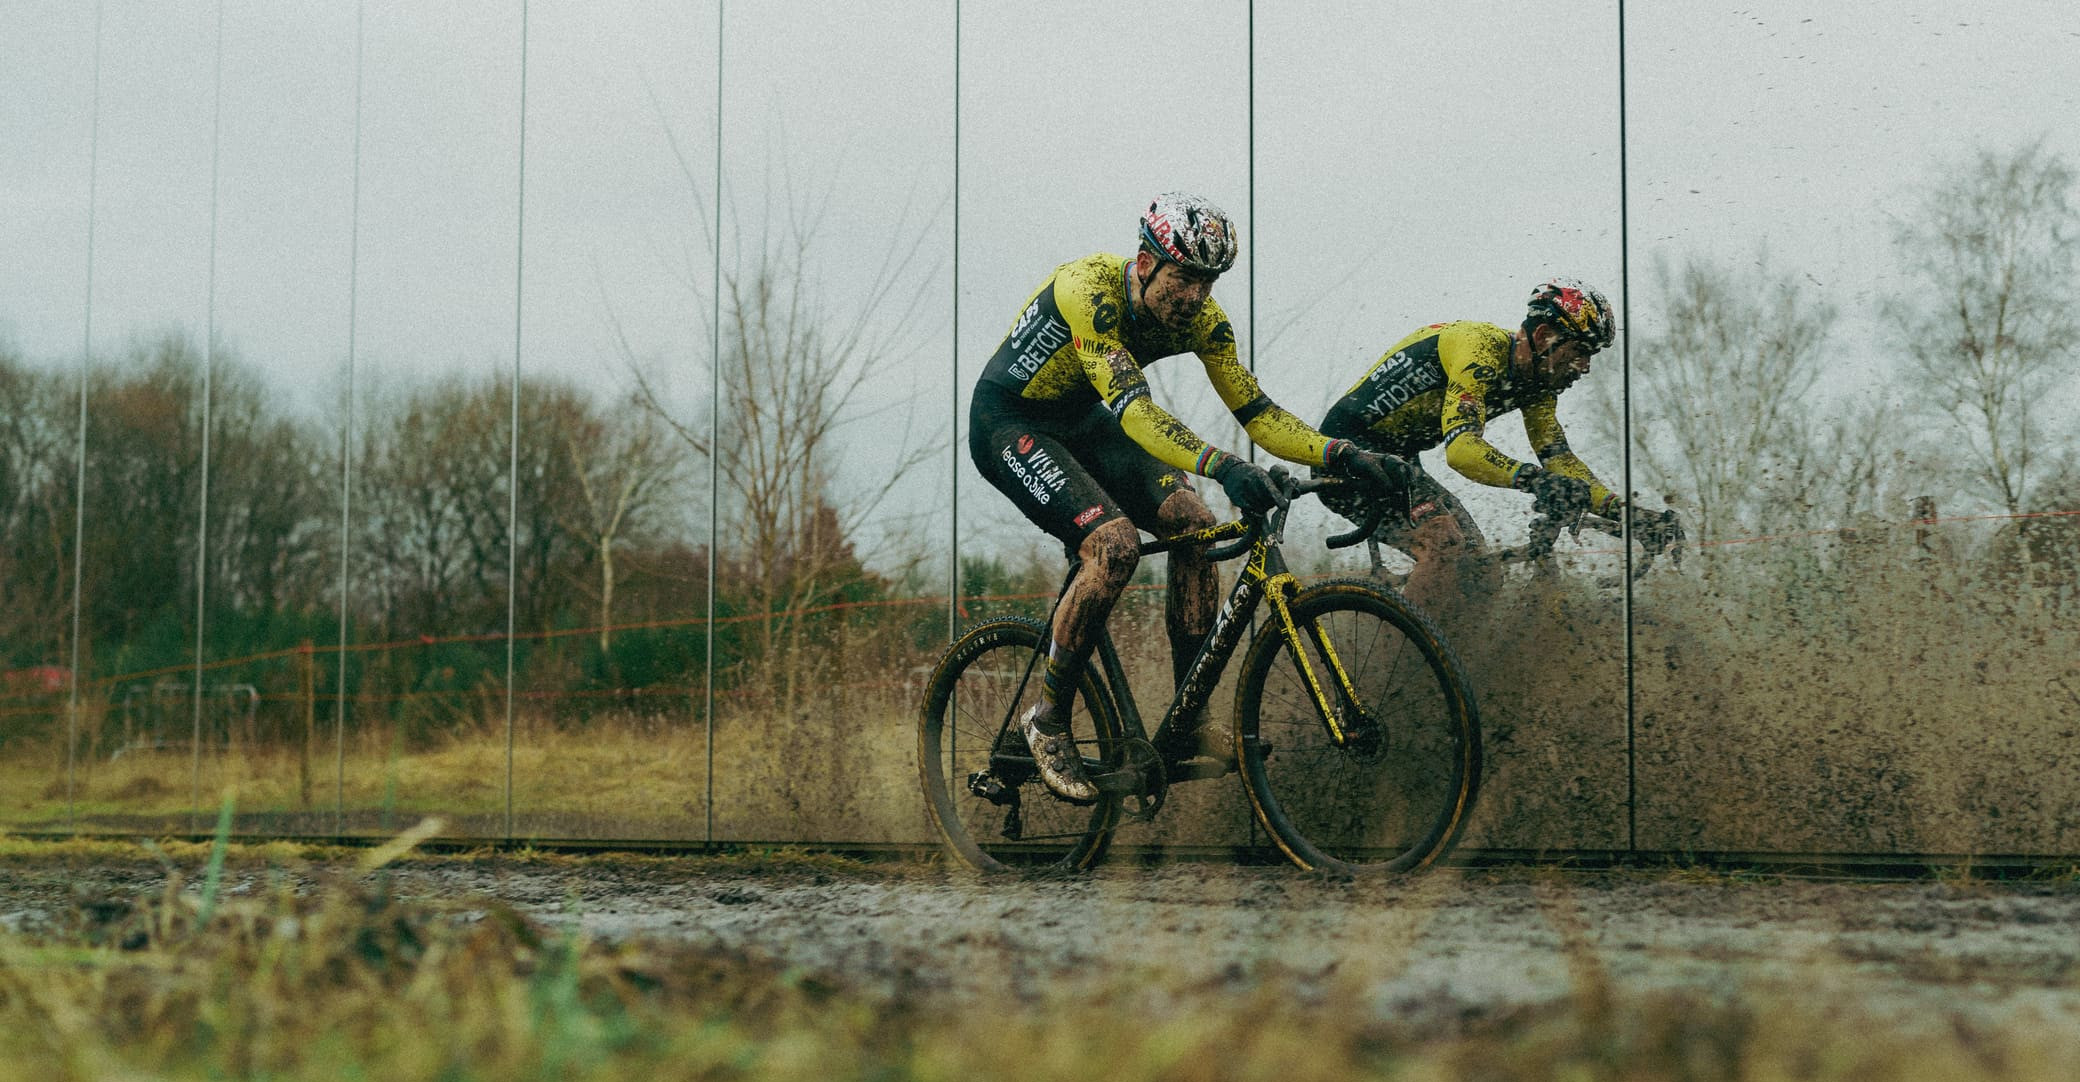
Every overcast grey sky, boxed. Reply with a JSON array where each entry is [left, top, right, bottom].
[[4, 1, 2077, 567]]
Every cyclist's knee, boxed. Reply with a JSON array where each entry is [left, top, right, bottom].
[[1154, 488, 1217, 535], [1408, 512, 1468, 560], [1078, 518, 1141, 592], [1408, 514, 1482, 583]]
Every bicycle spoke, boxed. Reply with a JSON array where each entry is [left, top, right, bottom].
[[918, 618, 1122, 873], [1236, 581, 1480, 874]]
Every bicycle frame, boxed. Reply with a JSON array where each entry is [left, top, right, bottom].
[[926, 468, 1482, 873], [1024, 496, 1380, 788]]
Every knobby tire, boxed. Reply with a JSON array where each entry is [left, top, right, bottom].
[[1234, 580, 1481, 875], [918, 617, 1124, 874]]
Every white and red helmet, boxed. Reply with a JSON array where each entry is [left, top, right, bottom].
[[1138, 192, 1238, 275], [1525, 278, 1617, 350]]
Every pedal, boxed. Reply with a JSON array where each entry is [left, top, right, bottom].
[[1118, 737, 1166, 822], [966, 770, 1017, 807]]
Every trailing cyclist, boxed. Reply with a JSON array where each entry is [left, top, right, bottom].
[[969, 191, 1407, 802], [1317, 278, 1680, 614]]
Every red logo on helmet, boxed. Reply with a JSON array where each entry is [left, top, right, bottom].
[[1554, 287, 1586, 315], [1016, 434, 1034, 455]]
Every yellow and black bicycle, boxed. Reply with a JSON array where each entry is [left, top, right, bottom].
[[918, 468, 1480, 876]]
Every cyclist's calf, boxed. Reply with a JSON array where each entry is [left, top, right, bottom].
[[1154, 489, 1221, 680]]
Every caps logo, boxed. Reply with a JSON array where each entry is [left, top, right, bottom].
[[1016, 434, 1035, 455], [1074, 505, 1104, 527]]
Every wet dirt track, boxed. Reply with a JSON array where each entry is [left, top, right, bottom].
[[7, 858, 2078, 1034]]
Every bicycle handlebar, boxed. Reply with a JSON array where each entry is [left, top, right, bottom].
[[1498, 502, 1687, 579], [1320, 477, 1391, 550], [1197, 468, 1397, 563]]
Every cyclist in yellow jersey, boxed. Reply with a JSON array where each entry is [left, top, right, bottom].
[[1318, 278, 1670, 613], [971, 192, 1407, 802]]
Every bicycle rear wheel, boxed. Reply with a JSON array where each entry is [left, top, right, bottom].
[[918, 617, 1124, 874], [1234, 580, 1480, 874]]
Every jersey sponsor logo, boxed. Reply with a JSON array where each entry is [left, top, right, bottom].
[[1074, 505, 1105, 527], [1208, 320, 1234, 346], [1360, 347, 1446, 422], [1006, 301, 1073, 387], [1093, 300, 1121, 333], [1016, 433, 1034, 454], [1002, 442, 1068, 505]]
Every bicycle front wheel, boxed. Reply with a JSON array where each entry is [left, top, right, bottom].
[[1234, 579, 1481, 874], [918, 617, 1124, 874]]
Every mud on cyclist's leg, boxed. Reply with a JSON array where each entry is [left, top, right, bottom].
[[1151, 486, 1235, 766], [1020, 518, 1139, 802]]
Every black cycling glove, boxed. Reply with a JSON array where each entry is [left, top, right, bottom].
[[1325, 441, 1414, 495], [1514, 465, 1593, 518], [1212, 456, 1286, 515], [1625, 505, 1686, 556]]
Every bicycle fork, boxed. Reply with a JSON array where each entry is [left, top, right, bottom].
[[1262, 578, 1375, 752], [1215, 543, 1372, 754]]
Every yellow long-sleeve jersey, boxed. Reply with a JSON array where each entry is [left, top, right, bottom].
[[1320, 320, 1616, 509], [974, 253, 1336, 477]]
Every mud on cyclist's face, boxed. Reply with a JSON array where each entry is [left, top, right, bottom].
[[1536, 336, 1597, 391], [1142, 262, 1218, 331]]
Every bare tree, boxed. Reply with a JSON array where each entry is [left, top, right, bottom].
[[354, 373, 592, 639], [1887, 139, 2079, 515], [0, 351, 76, 665], [1590, 252, 1839, 541], [628, 142, 948, 711], [545, 387, 689, 652]]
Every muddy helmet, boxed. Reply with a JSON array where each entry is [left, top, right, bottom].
[[1138, 192, 1239, 275], [1525, 278, 1617, 350]]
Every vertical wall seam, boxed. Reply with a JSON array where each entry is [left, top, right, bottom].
[[192, 0, 227, 831], [67, 0, 107, 835], [707, 0, 724, 846], [506, 0, 530, 841]]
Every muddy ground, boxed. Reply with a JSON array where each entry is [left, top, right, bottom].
[[5, 855, 2078, 1038]]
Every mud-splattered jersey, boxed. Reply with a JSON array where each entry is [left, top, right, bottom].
[[1320, 320, 1616, 506], [974, 253, 1335, 476]]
